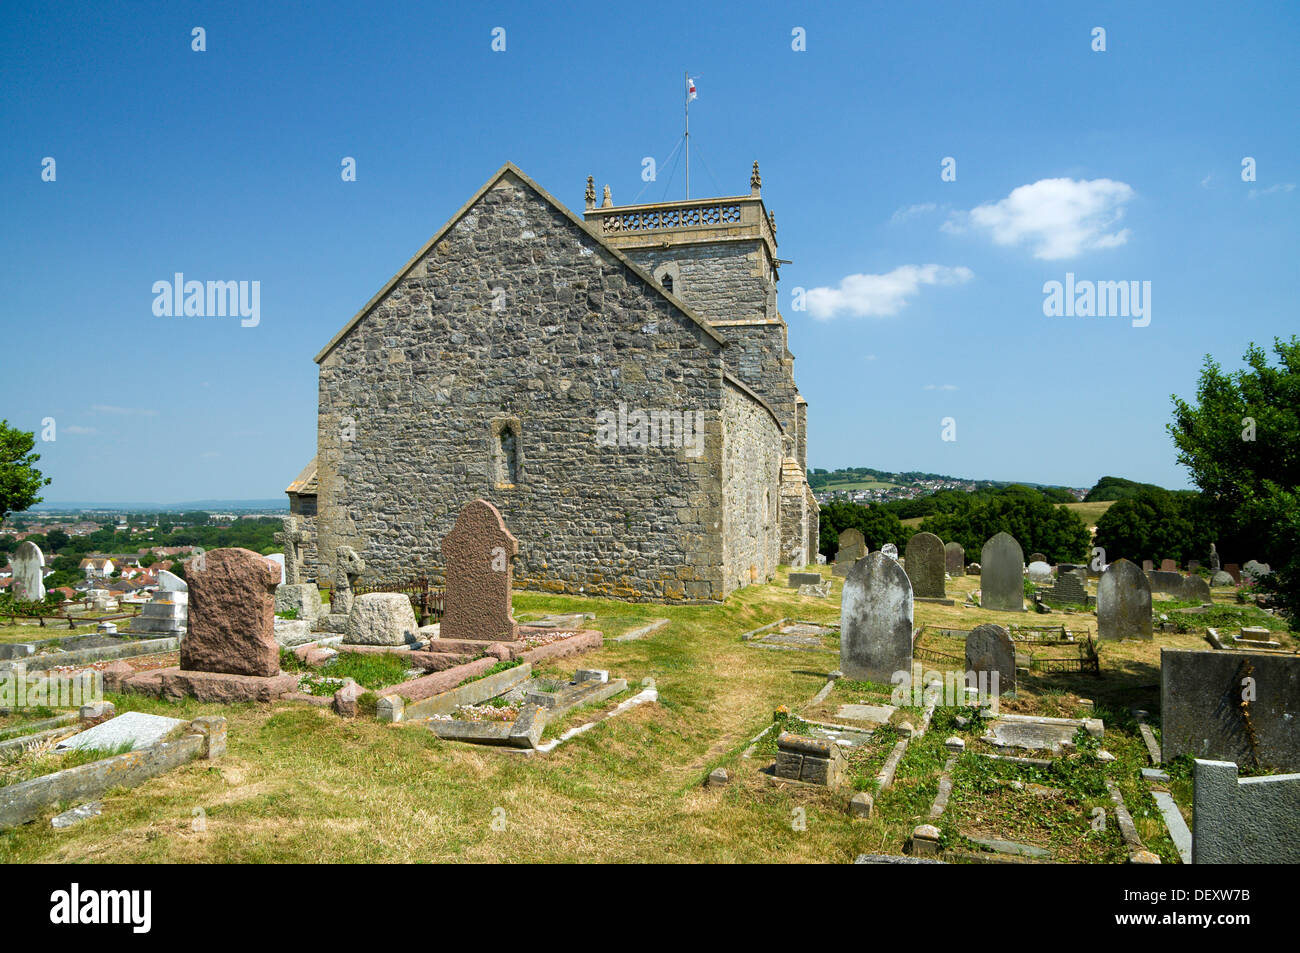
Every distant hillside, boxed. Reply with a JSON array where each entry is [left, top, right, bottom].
[[32, 499, 289, 512]]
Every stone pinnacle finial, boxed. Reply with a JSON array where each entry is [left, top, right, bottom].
[[750, 160, 762, 195], [585, 175, 595, 210], [768, 210, 777, 237], [601, 184, 613, 208]]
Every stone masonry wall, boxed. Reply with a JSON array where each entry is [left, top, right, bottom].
[[623, 241, 771, 325], [314, 172, 729, 601], [721, 380, 782, 595], [717, 321, 798, 438]]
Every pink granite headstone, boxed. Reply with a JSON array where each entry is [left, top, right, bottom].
[[180, 547, 282, 677], [441, 499, 519, 642]]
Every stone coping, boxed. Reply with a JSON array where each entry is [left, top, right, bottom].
[[0, 716, 224, 831]]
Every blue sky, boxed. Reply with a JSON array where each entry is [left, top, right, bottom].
[[2, 0, 1297, 503]]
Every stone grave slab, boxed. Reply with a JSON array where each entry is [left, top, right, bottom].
[[905, 532, 946, 599], [1098, 559, 1152, 641], [56, 711, 188, 752]]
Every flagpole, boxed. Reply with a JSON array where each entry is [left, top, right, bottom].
[[684, 71, 690, 200]]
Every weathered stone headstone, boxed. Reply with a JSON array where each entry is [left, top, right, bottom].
[[881, 542, 899, 560], [1211, 570, 1234, 587], [1042, 569, 1089, 606], [840, 552, 913, 683], [1192, 760, 1300, 864], [1097, 558, 1152, 641], [965, 623, 1015, 694], [832, 528, 866, 578], [1142, 559, 1154, 573], [788, 571, 822, 588], [333, 546, 365, 616], [1026, 561, 1053, 584], [275, 582, 322, 624], [979, 532, 1025, 612], [129, 577, 188, 637], [1242, 560, 1272, 582], [904, 532, 946, 599], [180, 548, 281, 676], [1160, 558, 1177, 572], [944, 542, 965, 577], [11, 541, 46, 602], [273, 517, 308, 586], [441, 499, 519, 642], [345, 592, 418, 646], [1187, 560, 1201, 572], [1161, 648, 1300, 770]]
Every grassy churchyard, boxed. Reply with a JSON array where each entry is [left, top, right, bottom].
[[2, 566, 1283, 864]]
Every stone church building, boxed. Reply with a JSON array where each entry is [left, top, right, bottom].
[[287, 161, 817, 602]]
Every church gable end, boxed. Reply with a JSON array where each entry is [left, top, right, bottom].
[[313, 166, 730, 601]]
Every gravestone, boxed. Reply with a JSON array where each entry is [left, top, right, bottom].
[[1161, 648, 1300, 770], [273, 516, 309, 586], [1142, 560, 1154, 573], [944, 542, 965, 576], [1042, 569, 1089, 606], [1188, 560, 1201, 572], [441, 498, 519, 642], [904, 532, 946, 599], [1183, 574, 1211, 602], [180, 547, 281, 677], [788, 571, 822, 588], [1160, 558, 1177, 572], [966, 562, 980, 575], [840, 552, 913, 683], [965, 623, 1016, 694], [881, 543, 899, 560], [129, 570, 188, 636], [345, 592, 418, 646], [1242, 560, 1272, 582], [1097, 558, 1152, 641], [333, 546, 365, 616], [833, 528, 866, 578], [1028, 553, 1047, 565], [980, 532, 1025, 612], [11, 541, 45, 602], [1026, 561, 1053, 584], [1211, 570, 1234, 587], [1193, 760, 1300, 864], [1224, 563, 1241, 584]]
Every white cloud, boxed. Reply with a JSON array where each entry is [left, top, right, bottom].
[[923, 384, 958, 391], [91, 404, 158, 416], [890, 202, 938, 225], [1249, 183, 1296, 199], [943, 177, 1135, 259], [805, 265, 973, 320]]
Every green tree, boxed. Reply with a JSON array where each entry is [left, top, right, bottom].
[[0, 421, 51, 521], [919, 486, 1091, 562], [44, 528, 70, 552], [1092, 487, 1209, 564], [817, 501, 909, 560], [1169, 336, 1300, 620]]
